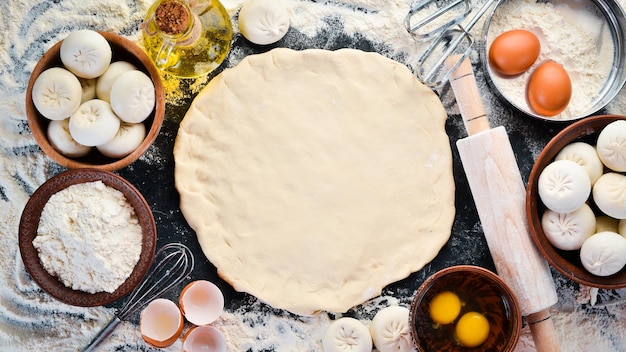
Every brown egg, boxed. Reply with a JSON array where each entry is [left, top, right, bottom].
[[179, 280, 224, 326], [527, 61, 572, 116], [489, 29, 540, 76]]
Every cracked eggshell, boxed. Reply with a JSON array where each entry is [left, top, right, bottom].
[[541, 203, 596, 251], [179, 280, 224, 326], [32, 67, 82, 121], [69, 99, 120, 147], [370, 306, 412, 352], [538, 159, 591, 213], [140, 298, 184, 348], [60, 29, 112, 79], [109, 70, 155, 123], [239, 0, 290, 45], [182, 326, 227, 352], [47, 118, 92, 158], [323, 317, 372, 352], [580, 231, 626, 276]]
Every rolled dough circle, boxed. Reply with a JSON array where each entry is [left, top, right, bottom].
[[174, 48, 454, 315]]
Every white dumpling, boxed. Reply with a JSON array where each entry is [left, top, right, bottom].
[[109, 70, 155, 123], [322, 317, 372, 352], [580, 231, 626, 276], [596, 120, 626, 172], [369, 306, 412, 352], [555, 141, 603, 185], [538, 159, 591, 213], [60, 29, 112, 79], [238, 0, 290, 45], [96, 61, 137, 102], [592, 172, 626, 219], [47, 118, 92, 158], [597, 215, 619, 233], [69, 99, 120, 147], [541, 203, 596, 250], [97, 122, 146, 158], [32, 67, 82, 120]]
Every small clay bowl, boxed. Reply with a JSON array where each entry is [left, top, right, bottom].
[[526, 114, 626, 288], [409, 265, 522, 352], [18, 169, 157, 306], [25, 31, 165, 171]]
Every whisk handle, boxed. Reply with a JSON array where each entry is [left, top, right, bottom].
[[81, 316, 122, 352]]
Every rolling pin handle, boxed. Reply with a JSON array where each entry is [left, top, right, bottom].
[[527, 309, 560, 352]]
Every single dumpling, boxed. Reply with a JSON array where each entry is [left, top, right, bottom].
[[555, 141, 603, 185], [580, 231, 626, 276], [596, 120, 626, 172], [538, 159, 591, 213], [542, 203, 596, 250], [592, 172, 626, 219]]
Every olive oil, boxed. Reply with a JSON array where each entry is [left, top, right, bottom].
[[141, 0, 233, 78]]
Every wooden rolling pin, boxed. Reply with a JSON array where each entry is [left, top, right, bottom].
[[445, 56, 560, 351]]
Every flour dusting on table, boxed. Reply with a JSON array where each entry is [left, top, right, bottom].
[[2, 0, 626, 351]]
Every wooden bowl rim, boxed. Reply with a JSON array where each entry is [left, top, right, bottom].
[[408, 265, 522, 352], [25, 31, 165, 172], [18, 169, 157, 306], [526, 114, 626, 289]]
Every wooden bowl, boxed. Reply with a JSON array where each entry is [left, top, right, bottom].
[[527, 115, 626, 288], [18, 169, 157, 306], [25, 31, 165, 171], [409, 265, 522, 352]]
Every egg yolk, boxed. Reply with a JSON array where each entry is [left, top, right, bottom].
[[429, 291, 461, 325], [455, 311, 490, 347]]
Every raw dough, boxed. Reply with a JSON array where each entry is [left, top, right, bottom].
[[555, 141, 603, 185], [238, 0, 290, 45], [592, 172, 626, 219], [47, 118, 92, 158], [69, 99, 120, 147], [96, 61, 137, 102], [109, 70, 155, 123], [370, 306, 412, 352], [541, 203, 595, 250], [174, 48, 454, 315], [538, 159, 590, 213], [97, 122, 146, 158], [596, 120, 626, 172], [322, 317, 372, 352]]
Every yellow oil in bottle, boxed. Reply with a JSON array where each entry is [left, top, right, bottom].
[[141, 0, 233, 78]]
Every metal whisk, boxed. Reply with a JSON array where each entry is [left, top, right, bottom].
[[81, 242, 195, 352], [405, 0, 498, 89]]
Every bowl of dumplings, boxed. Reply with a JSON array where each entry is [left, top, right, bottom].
[[526, 115, 626, 288], [26, 30, 165, 171]]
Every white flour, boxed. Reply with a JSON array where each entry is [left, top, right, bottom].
[[34, 181, 142, 294], [1, 0, 626, 351]]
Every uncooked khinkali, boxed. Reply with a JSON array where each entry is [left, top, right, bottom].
[[580, 231, 626, 276], [322, 317, 372, 352], [238, 0, 290, 45], [596, 120, 626, 172], [592, 172, 626, 219], [60, 29, 112, 79], [538, 159, 591, 213], [555, 141, 603, 185], [542, 203, 596, 250], [370, 306, 412, 352]]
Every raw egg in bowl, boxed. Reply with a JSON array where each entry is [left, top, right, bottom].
[[482, 0, 626, 122]]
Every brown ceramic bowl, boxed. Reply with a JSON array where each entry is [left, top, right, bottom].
[[18, 169, 157, 306], [25, 31, 165, 171], [526, 114, 626, 288], [409, 265, 522, 352]]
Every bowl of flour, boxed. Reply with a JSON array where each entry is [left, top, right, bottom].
[[482, 0, 626, 122], [18, 169, 157, 306]]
